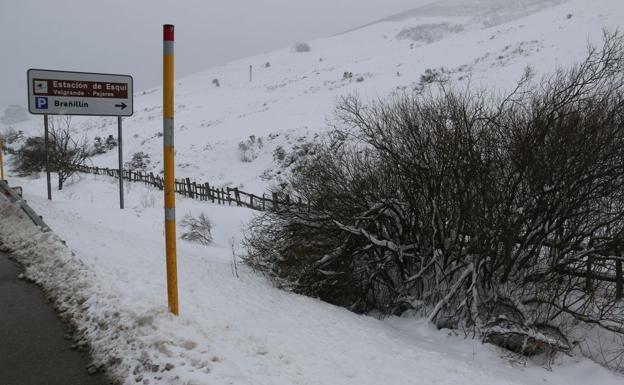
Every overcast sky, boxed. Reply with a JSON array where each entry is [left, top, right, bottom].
[[0, 0, 428, 109]]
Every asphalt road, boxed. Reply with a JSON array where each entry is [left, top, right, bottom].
[[0, 251, 111, 385]]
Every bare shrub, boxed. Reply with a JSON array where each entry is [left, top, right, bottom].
[[48, 116, 91, 190], [419, 68, 448, 85], [293, 42, 311, 53], [180, 213, 213, 245], [245, 32, 624, 366], [12, 117, 90, 189]]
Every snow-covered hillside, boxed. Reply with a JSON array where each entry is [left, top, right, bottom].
[[2, 1, 624, 384], [2, 174, 622, 385], [4, 0, 622, 195]]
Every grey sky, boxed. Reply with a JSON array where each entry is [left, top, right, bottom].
[[0, 0, 428, 108]]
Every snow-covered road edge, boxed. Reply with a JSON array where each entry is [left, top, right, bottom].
[[0, 195, 184, 384]]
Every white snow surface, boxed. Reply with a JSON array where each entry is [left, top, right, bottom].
[[1, 175, 623, 385], [2, 0, 624, 384]]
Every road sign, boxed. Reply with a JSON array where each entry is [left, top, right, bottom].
[[27, 69, 133, 117]]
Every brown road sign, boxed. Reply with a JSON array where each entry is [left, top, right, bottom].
[[27, 69, 133, 117]]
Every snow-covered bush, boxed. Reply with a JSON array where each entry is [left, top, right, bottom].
[[92, 137, 106, 154], [238, 135, 263, 163], [396, 23, 464, 43], [1, 127, 24, 145], [125, 151, 151, 171], [272, 146, 286, 162], [293, 42, 311, 53], [180, 212, 213, 245], [105, 134, 117, 149], [93, 134, 117, 155], [278, 141, 318, 170], [419, 68, 448, 85], [10, 136, 46, 175], [245, 33, 624, 364]]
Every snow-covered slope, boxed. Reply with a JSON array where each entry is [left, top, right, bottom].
[[2, 1, 624, 384], [2, 175, 622, 385], [5, 0, 622, 195]]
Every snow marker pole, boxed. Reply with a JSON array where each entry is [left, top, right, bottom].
[[163, 24, 179, 315]]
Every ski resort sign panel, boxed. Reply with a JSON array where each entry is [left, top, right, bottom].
[[27, 69, 133, 117]]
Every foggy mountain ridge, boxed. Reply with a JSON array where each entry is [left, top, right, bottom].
[[343, 0, 571, 33]]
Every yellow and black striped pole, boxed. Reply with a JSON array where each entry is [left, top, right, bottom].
[[163, 24, 179, 315]]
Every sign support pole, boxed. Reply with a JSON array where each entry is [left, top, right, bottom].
[[44, 114, 52, 200], [117, 116, 124, 209], [163, 24, 179, 315], [0, 137, 4, 180]]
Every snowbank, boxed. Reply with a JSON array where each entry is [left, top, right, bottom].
[[1, 175, 622, 385]]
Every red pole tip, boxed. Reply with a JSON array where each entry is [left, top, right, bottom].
[[164, 24, 174, 41]]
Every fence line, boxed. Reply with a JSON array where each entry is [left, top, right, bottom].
[[72, 164, 304, 212]]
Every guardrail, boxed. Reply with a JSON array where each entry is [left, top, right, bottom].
[[0, 180, 51, 232]]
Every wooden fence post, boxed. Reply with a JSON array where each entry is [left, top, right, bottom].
[[234, 188, 241, 207], [186, 178, 193, 198], [262, 193, 266, 211], [206, 183, 213, 202]]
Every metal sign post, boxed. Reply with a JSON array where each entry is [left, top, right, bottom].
[[27, 69, 133, 205], [0, 137, 4, 180], [44, 115, 52, 200], [118, 116, 124, 209]]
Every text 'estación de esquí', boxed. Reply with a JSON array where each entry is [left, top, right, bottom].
[[33, 79, 129, 98]]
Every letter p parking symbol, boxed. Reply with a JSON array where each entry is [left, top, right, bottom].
[[35, 97, 48, 110]]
